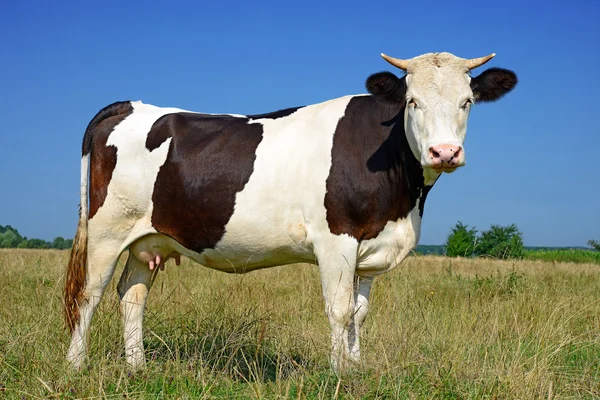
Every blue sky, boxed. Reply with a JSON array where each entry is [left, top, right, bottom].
[[1, 0, 598, 247]]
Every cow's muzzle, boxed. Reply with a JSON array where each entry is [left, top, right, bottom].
[[428, 144, 464, 173]]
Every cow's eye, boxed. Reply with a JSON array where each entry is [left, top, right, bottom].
[[461, 99, 473, 110], [408, 99, 418, 108]]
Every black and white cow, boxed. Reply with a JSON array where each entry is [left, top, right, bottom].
[[65, 52, 517, 370]]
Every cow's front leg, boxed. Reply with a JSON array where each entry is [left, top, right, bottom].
[[117, 253, 157, 369], [348, 275, 373, 362], [316, 236, 358, 373]]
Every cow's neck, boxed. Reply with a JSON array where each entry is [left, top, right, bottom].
[[386, 104, 435, 219]]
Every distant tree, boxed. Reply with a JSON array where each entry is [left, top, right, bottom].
[[1, 230, 17, 248], [0, 226, 23, 248], [476, 224, 524, 259], [0, 224, 16, 235], [445, 221, 478, 257], [52, 236, 71, 250], [416, 244, 445, 256], [25, 238, 51, 249], [589, 240, 600, 252]]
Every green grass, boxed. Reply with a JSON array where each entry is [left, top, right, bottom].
[[416, 246, 600, 264], [524, 248, 600, 264], [1, 250, 600, 398]]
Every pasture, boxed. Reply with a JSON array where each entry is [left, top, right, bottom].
[[1, 249, 599, 398]]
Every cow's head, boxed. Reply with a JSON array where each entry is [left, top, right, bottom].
[[367, 52, 517, 183]]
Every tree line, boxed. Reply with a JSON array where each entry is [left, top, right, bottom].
[[0, 225, 73, 249]]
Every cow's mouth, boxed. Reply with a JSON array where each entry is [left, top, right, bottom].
[[431, 166, 459, 174]]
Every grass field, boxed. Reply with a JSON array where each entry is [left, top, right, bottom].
[[1, 249, 600, 398]]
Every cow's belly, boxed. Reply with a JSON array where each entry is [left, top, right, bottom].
[[129, 229, 315, 274], [355, 205, 422, 275], [198, 246, 315, 272], [199, 207, 316, 271]]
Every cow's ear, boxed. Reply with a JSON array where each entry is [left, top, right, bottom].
[[471, 68, 518, 102], [366, 72, 406, 105]]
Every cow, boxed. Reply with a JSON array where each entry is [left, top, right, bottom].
[[64, 52, 517, 371]]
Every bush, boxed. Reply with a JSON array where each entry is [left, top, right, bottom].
[[445, 222, 524, 260], [476, 224, 524, 259], [589, 240, 600, 252], [445, 222, 478, 257]]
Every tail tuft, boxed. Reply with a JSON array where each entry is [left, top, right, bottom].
[[64, 217, 88, 332]]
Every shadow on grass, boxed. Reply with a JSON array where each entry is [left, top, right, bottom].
[[142, 310, 313, 382]]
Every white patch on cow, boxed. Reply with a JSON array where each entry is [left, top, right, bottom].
[[199, 96, 358, 270], [356, 201, 422, 275], [80, 154, 89, 220]]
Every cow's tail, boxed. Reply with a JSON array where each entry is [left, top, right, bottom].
[[64, 101, 131, 332], [64, 152, 89, 332]]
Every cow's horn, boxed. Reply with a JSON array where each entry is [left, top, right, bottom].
[[466, 53, 495, 70], [381, 53, 409, 71]]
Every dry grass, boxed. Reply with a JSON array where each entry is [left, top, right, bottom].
[[1, 249, 600, 398]]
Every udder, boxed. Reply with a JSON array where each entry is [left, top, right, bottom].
[[129, 234, 181, 271]]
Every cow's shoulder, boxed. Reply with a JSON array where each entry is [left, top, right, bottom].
[[325, 95, 424, 241]]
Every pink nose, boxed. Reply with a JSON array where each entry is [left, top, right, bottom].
[[428, 145, 463, 168]]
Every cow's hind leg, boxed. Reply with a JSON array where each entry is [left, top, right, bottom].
[[67, 236, 124, 368], [117, 252, 157, 369], [315, 236, 358, 373], [348, 275, 373, 362]]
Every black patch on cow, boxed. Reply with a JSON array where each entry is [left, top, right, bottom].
[[471, 68, 518, 102], [419, 185, 433, 217], [145, 107, 303, 152], [86, 101, 134, 219], [150, 113, 263, 252], [325, 96, 425, 241], [366, 72, 407, 106], [247, 106, 304, 120], [146, 113, 179, 151]]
